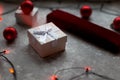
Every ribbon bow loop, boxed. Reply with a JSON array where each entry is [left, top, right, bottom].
[[33, 27, 57, 44]]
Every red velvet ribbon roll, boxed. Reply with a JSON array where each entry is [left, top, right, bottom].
[[47, 10, 120, 53]]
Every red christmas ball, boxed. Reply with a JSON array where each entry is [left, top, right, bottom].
[[113, 16, 120, 30], [20, 0, 34, 15], [3, 27, 17, 41], [80, 5, 92, 18]]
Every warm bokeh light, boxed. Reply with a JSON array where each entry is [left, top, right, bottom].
[[9, 68, 14, 74], [84, 66, 92, 71], [3, 49, 10, 54], [0, 4, 3, 15], [0, 17, 2, 20], [51, 75, 58, 80], [0, 4, 3, 22]]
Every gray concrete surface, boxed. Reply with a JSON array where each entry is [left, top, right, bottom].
[[0, 1, 120, 80]]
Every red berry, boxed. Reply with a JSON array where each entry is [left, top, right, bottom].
[[80, 5, 92, 18], [113, 16, 120, 30], [20, 0, 34, 15], [3, 27, 17, 41]]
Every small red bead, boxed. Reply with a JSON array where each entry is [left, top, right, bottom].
[[20, 0, 34, 15], [3, 27, 17, 41], [113, 16, 120, 30], [80, 5, 92, 18]]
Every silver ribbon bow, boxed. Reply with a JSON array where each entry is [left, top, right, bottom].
[[33, 27, 58, 44]]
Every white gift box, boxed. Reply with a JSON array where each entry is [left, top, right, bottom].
[[15, 7, 38, 27], [27, 22, 67, 57]]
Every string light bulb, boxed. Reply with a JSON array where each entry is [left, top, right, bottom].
[[51, 75, 58, 80], [84, 66, 92, 72], [3, 49, 10, 54], [9, 68, 14, 74], [0, 50, 17, 80], [0, 16, 3, 22]]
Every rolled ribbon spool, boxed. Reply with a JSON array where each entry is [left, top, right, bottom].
[[47, 10, 120, 53]]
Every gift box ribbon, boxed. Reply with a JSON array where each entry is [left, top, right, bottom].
[[33, 26, 58, 44]]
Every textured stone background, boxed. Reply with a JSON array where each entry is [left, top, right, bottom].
[[0, 1, 120, 80]]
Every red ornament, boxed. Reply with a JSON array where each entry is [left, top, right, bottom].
[[80, 5, 92, 18], [3, 27, 17, 41], [113, 16, 120, 30], [20, 0, 34, 15]]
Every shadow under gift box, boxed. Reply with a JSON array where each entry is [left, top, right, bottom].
[[27, 22, 67, 57], [47, 10, 120, 53]]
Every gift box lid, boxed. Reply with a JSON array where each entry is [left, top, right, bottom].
[[28, 22, 67, 44]]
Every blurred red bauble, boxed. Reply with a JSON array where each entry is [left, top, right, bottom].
[[80, 5, 92, 18], [113, 16, 120, 30], [20, 0, 34, 15], [3, 27, 17, 41]]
